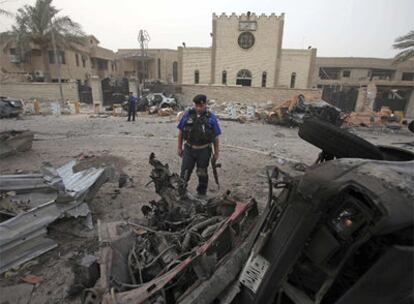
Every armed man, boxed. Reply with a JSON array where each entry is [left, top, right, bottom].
[[177, 94, 221, 196]]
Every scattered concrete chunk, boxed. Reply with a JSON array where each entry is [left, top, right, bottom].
[[0, 130, 34, 159]]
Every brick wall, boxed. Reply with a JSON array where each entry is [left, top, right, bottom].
[[178, 84, 321, 106], [0, 81, 79, 101]]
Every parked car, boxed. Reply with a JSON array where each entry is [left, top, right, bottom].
[[0, 96, 24, 118]]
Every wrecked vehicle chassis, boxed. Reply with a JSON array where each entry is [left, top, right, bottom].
[[237, 158, 414, 304], [86, 201, 256, 304], [83, 154, 258, 304]]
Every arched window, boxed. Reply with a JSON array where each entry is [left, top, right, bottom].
[[172, 62, 178, 83], [236, 69, 252, 86], [290, 72, 296, 88], [222, 70, 227, 85], [261, 71, 267, 87], [194, 70, 200, 84], [157, 58, 161, 79]]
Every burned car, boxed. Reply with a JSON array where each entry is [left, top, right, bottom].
[[0, 96, 24, 118], [236, 119, 414, 304], [123, 93, 177, 113], [147, 93, 177, 113], [147, 93, 176, 109]]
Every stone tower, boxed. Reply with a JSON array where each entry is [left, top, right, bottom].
[[211, 12, 285, 88]]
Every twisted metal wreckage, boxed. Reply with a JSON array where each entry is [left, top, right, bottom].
[[82, 153, 259, 304], [0, 160, 114, 273]]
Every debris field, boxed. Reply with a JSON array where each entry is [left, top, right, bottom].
[[0, 112, 413, 304]]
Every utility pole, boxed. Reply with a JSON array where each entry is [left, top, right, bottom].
[[137, 30, 150, 96], [50, 18, 64, 105]]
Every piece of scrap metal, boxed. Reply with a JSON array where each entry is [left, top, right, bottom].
[[0, 161, 114, 273]]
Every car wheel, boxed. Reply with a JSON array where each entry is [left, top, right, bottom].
[[298, 118, 384, 160]]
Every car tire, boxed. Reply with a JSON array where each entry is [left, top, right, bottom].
[[298, 118, 384, 160]]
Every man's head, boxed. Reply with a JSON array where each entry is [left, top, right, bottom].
[[193, 94, 207, 114], [128, 92, 133, 96]]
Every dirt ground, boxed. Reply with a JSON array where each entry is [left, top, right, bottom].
[[0, 113, 413, 303]]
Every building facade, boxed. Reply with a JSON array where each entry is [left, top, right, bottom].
[[178, 47, 211, 85], [178, 12, 317, 89], [0, 35, 117, 84], [313, 57, 414, 116], [212, 12, 284, 88], [116, 48, 179, 84], [279, 49, 317, 89], [1, 12, 317, 91]]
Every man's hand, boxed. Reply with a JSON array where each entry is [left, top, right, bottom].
[[178, 147, 183, 158], [213, 151, 219, 161]]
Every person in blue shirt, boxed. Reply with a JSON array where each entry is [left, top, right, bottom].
[[127, 92, 137, 122], [177, 94, 221, 196]]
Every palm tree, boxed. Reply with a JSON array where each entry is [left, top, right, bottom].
[[0, 8, 12, 17], [0, 0, 86, 81], [393, 30, 414, 64]]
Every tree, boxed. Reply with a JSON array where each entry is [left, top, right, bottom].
[[0, 8, 12, 17], [393, 30, 414, 64], [0, 0, 86, 81]]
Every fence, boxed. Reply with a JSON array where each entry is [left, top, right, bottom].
[[0, 82, 79, 102]]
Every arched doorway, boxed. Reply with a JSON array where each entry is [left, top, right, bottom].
[[236, 69, 252, 86]]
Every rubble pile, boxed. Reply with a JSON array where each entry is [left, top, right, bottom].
[[208, 95, 343, 126], [208, 95, 413, 132], [344, 106, 406, 130], [267, 95, 343, 127], [84, 154, 258, 304]]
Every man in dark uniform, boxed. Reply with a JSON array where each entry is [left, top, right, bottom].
[[177, 94, 221, 196], [127, 92, 137, 122]]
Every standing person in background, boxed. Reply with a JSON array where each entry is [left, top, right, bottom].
[[177, 94, 221, 196], [127, 92, 137, 122]]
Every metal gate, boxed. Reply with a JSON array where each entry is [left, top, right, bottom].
[[101, 77, 129, 106], [373, 87, 412, 112], [322, 86, 358, 112], [77, 81, 93, 104]]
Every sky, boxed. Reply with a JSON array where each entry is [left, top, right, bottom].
[[1, 0, 413, 58]]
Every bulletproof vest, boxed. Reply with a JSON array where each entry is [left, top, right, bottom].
[[183, 109, 215, 145]]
